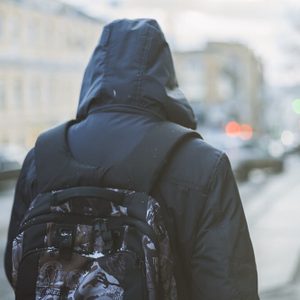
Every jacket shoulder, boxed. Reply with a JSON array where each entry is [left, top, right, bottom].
[[163, 137, 228, 193]]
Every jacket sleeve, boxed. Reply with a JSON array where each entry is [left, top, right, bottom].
[[4, 149, 37, 286], [190, 153, 259, 300]]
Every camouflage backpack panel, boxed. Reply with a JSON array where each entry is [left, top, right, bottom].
[[12, 187, 177, 300]]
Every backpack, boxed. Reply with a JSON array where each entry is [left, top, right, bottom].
[[11, 120, 200, 300]]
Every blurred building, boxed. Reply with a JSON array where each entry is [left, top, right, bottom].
[[174, 42, 264, 133], [0, 0, 267, 150], [0, 0, 103, 148]]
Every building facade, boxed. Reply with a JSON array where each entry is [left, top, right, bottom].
[[174, 42, 264, 133], [0, 0, 265, 149], [0, 0, 104, 149]]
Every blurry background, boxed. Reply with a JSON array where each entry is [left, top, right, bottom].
[[0, 0, 300, 299]]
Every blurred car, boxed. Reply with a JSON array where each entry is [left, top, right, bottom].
[[202, 129, 284, 182], [0, 153, 20, 172], [231, 142, 284, 181], [0, 145, 24, 172]]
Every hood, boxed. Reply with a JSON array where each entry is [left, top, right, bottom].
[[77, 18, 197, 129]]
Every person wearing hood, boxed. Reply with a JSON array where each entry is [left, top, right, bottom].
[[5, 19, 259, 299]]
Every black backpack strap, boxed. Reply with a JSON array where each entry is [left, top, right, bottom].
[[35, 121, 70, 191], [35, 120, 107, 193], [111, 122, 201, 194]]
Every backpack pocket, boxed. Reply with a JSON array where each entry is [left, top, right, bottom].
[[13, 220, 147, 300], [12, 187, 177, 299]]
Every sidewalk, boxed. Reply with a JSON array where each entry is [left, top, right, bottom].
[[240, 156, 300, 299], [0, 182, 15, 300]]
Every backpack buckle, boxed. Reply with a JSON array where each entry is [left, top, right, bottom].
[[55, 225, 75, 260]]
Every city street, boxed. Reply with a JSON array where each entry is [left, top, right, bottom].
[[1, 155, 300, 299]]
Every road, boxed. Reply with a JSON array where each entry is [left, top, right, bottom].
[[1, 155, 300, 299]]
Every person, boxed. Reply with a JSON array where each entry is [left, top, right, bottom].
[[5, 18, 259, 299]]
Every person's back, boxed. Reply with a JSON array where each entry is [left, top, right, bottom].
[[5, 19, 259, 299]]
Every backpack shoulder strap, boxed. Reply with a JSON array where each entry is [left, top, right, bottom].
[[35, 120, 107, 193], [111, 122, 201, 194], [35, 121, 71, 191]]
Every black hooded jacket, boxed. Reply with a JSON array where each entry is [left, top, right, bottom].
[[5, 19, 259, 299]]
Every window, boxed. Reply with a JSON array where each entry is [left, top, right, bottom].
[[0, 13, 4, 39], [27, 18, 39, 45], [13, 79, 23, 109], [0, 79, 6, 110], [8, 15, 20, 44], [31, 78, 41, 110], [217, 72, 234, 102]]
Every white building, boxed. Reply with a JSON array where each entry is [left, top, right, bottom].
[[0, 0, 104, 148]]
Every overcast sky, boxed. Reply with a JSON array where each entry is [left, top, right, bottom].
[[61, 0, 300, 87]]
